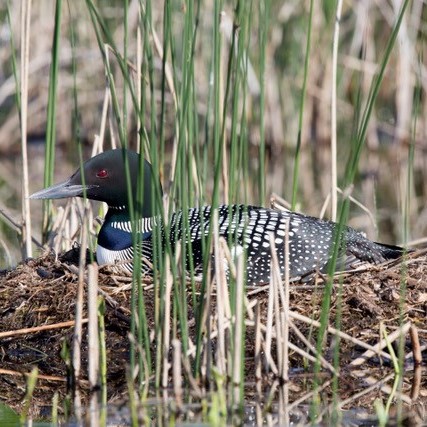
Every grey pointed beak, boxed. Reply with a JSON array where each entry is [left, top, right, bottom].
[[30, 179, 96, 200]]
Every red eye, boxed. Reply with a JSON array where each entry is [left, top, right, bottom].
[[96, 169, 108, 178]]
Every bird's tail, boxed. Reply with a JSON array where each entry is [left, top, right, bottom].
[[349, 240, 406, 265], [344, 227, 408, 266], [372, 242, 406, 262]]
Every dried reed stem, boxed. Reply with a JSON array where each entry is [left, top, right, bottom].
[[0, 206, 41, 247], [232, 254, 245, 405], [265, 269, 275, 373], [180, 353, 203, 399], [330, 0, 343, 221], [214, 214, 227, 375], [288, 379, 332, 411], [351, 370, 412, 404], [285, 340, 326, 366], [51, 201, 69, 252], [0, 368, 66, 382], [287, 319, 336, 374], [104, 46, 117, 149], [96, 88, 110, 152], [269, 232, 288, 380], [349, 321, 411, 367], [254, 300, 262, 392], [172, 339, 183, 407], [0, 319, 88, 339], [410, 365, 422, 400], [200, 264, 214, 382], [283, 219, 290, 381], [73, 214, 88, 420], [161, 253, 173, 388], [20, 0, 33, 259], [338, 371, 395, 409], [289, 310, 395, 361], [409, 324, 422, 365], [278, 382, 289, 426], [87, 263, 99, 390]]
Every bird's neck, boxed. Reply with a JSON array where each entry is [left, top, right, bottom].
[[104, 205, 158, 232], [105, 205, 132, 224], [98, 205, 157, 251], [104, 206, 157, 229]]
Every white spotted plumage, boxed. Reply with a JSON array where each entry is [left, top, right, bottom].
[[96, 204, 403, 285]]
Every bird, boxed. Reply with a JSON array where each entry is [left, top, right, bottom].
[[30, 149, 405, 285]]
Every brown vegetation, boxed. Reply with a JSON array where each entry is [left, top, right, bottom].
[[0, 248, 425, 419]]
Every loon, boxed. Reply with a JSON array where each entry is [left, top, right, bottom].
[[30, 149, 404, 284]]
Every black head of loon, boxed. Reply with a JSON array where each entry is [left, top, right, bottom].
[[30, 149, 160, 218]]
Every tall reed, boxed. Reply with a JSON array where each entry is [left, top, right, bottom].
[[5, 0, 421, 421]]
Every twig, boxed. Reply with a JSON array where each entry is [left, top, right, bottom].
[[288, 379, 332, 411], [338, 371, 395, 409], [409, 324, 422, 366], [0, 319, 88, 339], [289, 310, 394, 361], [351, 370, 412, 404], [288, 319, 336, 374], [0, 368, 67, 382], [349, 321, 411, 367], [0, 206, 42, 248]]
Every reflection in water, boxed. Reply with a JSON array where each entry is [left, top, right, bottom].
[[1, 367, 424, 426]]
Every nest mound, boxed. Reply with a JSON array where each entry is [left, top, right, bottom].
[[0, 248, 426, 416]]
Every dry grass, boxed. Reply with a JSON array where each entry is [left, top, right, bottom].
[[1, 1, 427, 267]]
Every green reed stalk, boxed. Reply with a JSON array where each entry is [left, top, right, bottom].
[[68, 1, 96, 261], [311, 1, 410, 416], [133, 1, 155, 387], [51, 392, 59, 426], [43, 0, 62, 241], [194, 0, 224, 375], [226, 4, 252, 365], [228, 0, 252, 390], [228, 0, 252, 205], [85, 0, 157, 385], [257, 0, 269, 205], [158, 0, 170, 169], [217, 14, 238, 321], [6, 2, 20, 111], [347, 0, 410, 185], [395, 56, 421, 418], [173, 0, 198, 360], [291, 0, 314, 210], [141, 0, 175, 390], [125, 0, 149, 387], [20, 367, 38, 425], [85, 1, 139, 116]]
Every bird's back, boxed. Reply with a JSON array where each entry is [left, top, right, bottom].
[[168, 205, 404, 284]]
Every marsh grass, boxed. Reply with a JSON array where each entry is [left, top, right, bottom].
[[0, 0, 425, 424]]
